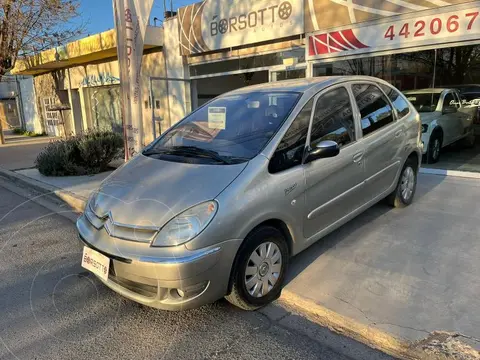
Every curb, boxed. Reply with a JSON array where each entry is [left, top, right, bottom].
[[278, 290, 425, 360], [0, 167, 87, 213], [420, 167, 480, 179]]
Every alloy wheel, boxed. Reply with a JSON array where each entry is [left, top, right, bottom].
[[244, 242, 282, 298], [400, 166, 415, 201]]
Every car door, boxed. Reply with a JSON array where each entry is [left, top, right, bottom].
[[454, 92, 474, 135], [303, 85, 365, 240], [351, 82, 404, 201], [440, 91, 462, 145]]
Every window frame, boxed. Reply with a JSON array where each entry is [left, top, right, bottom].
[[307, 84, 361, 151], [268, 97, 314, 174], [348, 81, 398, 139], [442, 91, 457, 112], [378, 83, 411, 120]]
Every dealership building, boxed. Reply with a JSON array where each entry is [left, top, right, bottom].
[[12, 0, 480, 171]]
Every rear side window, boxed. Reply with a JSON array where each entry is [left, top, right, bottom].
[[379, 84, 410, 118], [269, 98, 313, 173], [353, 84, 394, 137], [310, 87, 355, 147]]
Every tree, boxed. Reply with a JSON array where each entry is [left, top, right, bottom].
[[0, 0, 83, 144], [0, 0, 83, 78]]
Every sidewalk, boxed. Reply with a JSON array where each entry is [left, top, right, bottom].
[[283, 174, 480, 350], [0, 164, 479, 358], [0, 131, 57, 170]]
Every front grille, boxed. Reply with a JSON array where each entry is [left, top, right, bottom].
[[85, 206, 158, 243]]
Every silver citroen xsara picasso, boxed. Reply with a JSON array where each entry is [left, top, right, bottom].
[[77, 76, 422, 311]]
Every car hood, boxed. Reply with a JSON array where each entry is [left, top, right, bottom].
[[92, 154, 248, 228], [418, 112, 440, 125]]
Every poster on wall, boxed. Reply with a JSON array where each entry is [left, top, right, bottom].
[[307, 3, 480, 60], [113, 0, 154, 160], [178, 0, 304, 55]]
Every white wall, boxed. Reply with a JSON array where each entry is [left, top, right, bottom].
[[19, 77, 42, 133]]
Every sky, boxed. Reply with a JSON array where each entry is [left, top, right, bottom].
[[74, 0, 194, 36]]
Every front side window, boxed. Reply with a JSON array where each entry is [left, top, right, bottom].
[[443, 93, 456, 112], [145, 91, 301, 164], [269, 98, 313, 173], [310, 87, 356, 147], [353, 84, 394, 137]]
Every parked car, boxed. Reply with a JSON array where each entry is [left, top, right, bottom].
[[77, 76, 422, 311], [439, 84, 480, 124], [404, 88, 475, 163]]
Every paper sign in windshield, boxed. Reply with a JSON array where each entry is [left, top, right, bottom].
[[208, 107, 226, 129]]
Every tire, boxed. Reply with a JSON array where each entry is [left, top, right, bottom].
[[225, 226, 289, 311], [387, 158, 418, 208], [427, 131, 442, 164]]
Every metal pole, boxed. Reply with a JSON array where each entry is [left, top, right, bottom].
[[431, 49, 437, 107], [150, 77, 156, 139], [0, 113, 4, 145]]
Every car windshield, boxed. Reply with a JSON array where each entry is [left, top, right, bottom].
[[404, 93, 441, 113], [145, 91, 301, 164]]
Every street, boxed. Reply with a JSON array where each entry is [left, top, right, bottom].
[[0, 183, 393, 360]]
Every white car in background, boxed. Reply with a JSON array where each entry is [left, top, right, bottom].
[[404, 88, 476, 163]]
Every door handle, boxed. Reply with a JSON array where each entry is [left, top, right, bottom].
[[353, 152, 364, 164], [395, 130, 403, 138]]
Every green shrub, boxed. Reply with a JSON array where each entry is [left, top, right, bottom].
[[12, 128, 46, 137], [35, 130, 124, 176]]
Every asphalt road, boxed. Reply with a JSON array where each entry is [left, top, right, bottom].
[[0, 182, 395, 360]]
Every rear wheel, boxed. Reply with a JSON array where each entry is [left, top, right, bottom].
[[387, 158, 418, 208], [225, 226, 289, 311]]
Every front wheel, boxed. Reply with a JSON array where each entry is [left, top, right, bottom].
[[225, 226, 289, 311], [427, 132, 442, 164], [387, 158, 418, 208]]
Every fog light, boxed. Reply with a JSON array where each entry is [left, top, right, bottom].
[[177, 289, 185, 298]]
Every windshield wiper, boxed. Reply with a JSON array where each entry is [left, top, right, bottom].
[[170, 146, 233, 164], [143, 146, 232, 165]]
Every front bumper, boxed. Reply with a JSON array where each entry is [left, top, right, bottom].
[[77, 214, 242, 311], [421, 132, 430, 155]]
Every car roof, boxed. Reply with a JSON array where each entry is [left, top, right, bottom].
[[225, 76, 392, 95], [403, 88, 450, 94]]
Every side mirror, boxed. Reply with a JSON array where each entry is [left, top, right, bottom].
[[304, 140, 340, 164], [443, 106, 457, 114]]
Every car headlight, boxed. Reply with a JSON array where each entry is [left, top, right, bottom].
[[422, 124, 428, 133], [151, 201, 218, 247]]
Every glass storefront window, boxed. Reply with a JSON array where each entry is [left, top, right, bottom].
[[313, 43, 480, 172], [271, 68, 306, 82], [190, 48, 305, 77], [85, 85, 123, 134]]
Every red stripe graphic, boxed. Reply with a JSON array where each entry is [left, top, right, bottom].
[[341, 29, 369, 49], [309, 29, 369, 56], [329, 31, 354, 50], [311, 34, 330, 55]]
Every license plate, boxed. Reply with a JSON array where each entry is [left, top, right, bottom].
[[82, 246, 110, 282]]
